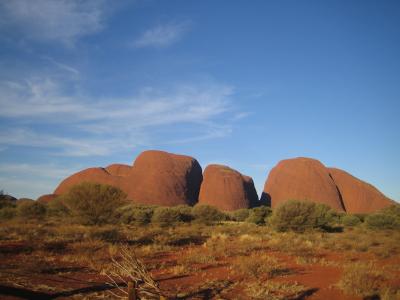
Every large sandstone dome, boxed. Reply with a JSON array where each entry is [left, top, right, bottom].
[[54, 167, 126, 195], [263, 157, 345, 211], [198, 164, 259, 211], [54, 150, 202, 207], [123, 150, 202, 206], [328, 168, 394, 214]]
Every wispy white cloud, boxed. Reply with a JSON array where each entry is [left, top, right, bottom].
[[0, 0, 108, 45], [133, 21, 191, 48], [0, 75, 238, 156]]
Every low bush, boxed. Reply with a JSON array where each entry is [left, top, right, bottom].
[[152, 207, 187, 226], [338, 263, 389, 298], [89, 227, 122, 242], [46, 196, 69, 217], [115, 205, 154, 225], [0, 207, 17, 220], [192, 205, 226, 224], [269, 200, 335, 232], [62, 182, 127, 225], [341, 214, 361, 227], [230, 209, 250, 222], [0, 191, 16, 209], [16, 201, 47, 220], [365, 213, 400, 230], [246, 206, 272, 225]]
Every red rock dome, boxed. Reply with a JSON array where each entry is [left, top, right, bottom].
[[54, 167, 124, 195], [198, 164, 259, 211], [105, 164, 132, 177], [263, 157, 345, 211], [124, 150, 202, 206], [37, 194, 58, 203], [328, 168, 394, 214]]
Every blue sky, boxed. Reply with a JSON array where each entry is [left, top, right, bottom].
[[0, 0, 399, 201]]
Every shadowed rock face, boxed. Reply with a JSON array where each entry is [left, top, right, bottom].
[[198, 164, 259, 211], [328, 168, 394, 214], [124, 150, 203, 206], [37, 194, 58, 203], [54, 167, 124, 195], [263, 158, 345, 211], [105, 164, 132, 177]]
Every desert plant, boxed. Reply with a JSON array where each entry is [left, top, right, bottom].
[[230, 209, 250, 222], [115, 205, 155, 225], [338, 262, 389, 298], [151, 207, 187, 226], [46, 196, 69, 217], [192, 204, 226, 224], [245, 280, 307, 300], [380, 204, 400, 218], [269, 200, 335, 232], [106, 246, 165, 299], [62, 182, 127, 225], [233, 253, 289, 278], [365, 213, 400, 230], [89, 227, 122, 242], [16, 201, 47, 220], [341, 214, 361, 227], [246, 206, 272, 225], [0, 207, 17, 220], [0, 191, 16, 209]]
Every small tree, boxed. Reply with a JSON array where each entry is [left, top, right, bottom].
[[341, 214, 361, 227], [365, 213, 400, 230], [246, 206, 272, 225], [62, 182, 127, 225], [230, 209, 250, 222], [270, 200, 335, 232], [17, 201, 47, 220], [192, 204, 226, 225]]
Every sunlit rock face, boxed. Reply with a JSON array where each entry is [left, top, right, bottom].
[[328, 168, 394, 214], [123, 150, 203, 206], [198, 164, 259, 211], [263, 157, 345, 211]]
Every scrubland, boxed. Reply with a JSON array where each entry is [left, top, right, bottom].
[[0, 184, 399, 300]]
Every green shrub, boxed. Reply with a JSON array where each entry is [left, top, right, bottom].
[[365, 213, 400, 230], [269, 200, 335, 232], [246, 206, 272, 225], [341, 214, 361, 227], [0, 191, 16, 209], [115, 205, 154, 225], [380, 204, 400, 218], [62, 182, 127, 225], [192, 205, 226, 224], [46, 196, 69, 217], [231, 209, 250, 222], [0, 207, 17, 220], [152, 207, 187, 226], [16, 201, 47, 220]]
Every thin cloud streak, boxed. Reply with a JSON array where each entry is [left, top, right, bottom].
[[0, 0, 108, 45], [0, 75, 240, 156], [133, 21, 191, 48]]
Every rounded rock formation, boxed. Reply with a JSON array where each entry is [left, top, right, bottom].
[[263, 157, 345, 211], [54, 167, 124, 195], [105, 164, 132, 177], [37, 194, 58, 203], [198, 164, 259, 211], [328, 168, 394, 214], [124, 150, 203, 206]]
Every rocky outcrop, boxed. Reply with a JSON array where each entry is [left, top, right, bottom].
[[54, 167, 124, 195], [124, 150, 202, 206], [105, 164, 132, 177], [263, 157, 345, 211], [54, 150, 202, 206], [198, 164, 259, 211], [328, 168, 394, 214], [37, 194, 58, 203]]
